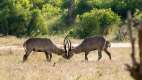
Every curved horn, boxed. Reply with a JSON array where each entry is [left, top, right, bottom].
[[67, 37, 72, 51], [65, 36, 72, 50], [64, 35, 69, 56], [64, 35, 72, 58], [64, 36, 67, 52]]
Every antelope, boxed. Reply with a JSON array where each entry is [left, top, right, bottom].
[[23, 38, 69, 62], [64, 36, 111, 61]]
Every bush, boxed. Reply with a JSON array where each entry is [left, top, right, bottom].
[[47, 0, 64, 7], [0, 0, 31, 37], [42, 4, 61, 18], [75, 0, 93, 15], [111, 0, 141, 18], [134, 10, 142, 21], [87, 0, 112, 9], [47, 14, 72, 35], [70, 8, 121, 38], [27, 9, 47, 36]]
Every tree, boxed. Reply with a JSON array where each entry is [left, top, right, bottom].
[[126, 11, 142, 80], [66, 0, 75, 24]]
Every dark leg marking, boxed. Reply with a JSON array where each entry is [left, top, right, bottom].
[[98, 50, 102, 61], [45, 52, 50, 62], [85, 51, 89, 61]]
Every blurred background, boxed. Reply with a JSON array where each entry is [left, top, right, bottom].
[[0, 0, 141, 41]]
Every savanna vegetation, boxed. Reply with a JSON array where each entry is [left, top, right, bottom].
[[0, 0, 141, 40], [0, 0, 142, 80]]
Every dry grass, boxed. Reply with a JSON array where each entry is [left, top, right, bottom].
[[0, 36, 138, 80], [0, 36, 25, 46], [0, 47, 138, 80], [0, 36, 81, 46]]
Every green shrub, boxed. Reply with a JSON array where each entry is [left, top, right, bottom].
[[111, 0, 141, 18], [75, 0, 93, 15], [0, 0, 31, 37], [87, 0, 112, 9], [134, 10, 142, 21], [70, 8, 121, 38], [42, 4, 61, 18], [47, 15, 72, 35], [27, 9, 47, 36], [47, 0, 64, 7]]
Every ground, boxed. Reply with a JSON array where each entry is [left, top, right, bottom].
[[0, 36, 138, 80]]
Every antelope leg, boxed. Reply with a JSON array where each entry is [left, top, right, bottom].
[[104, 49, 111, 60], [23, 50, 32, 62], [85, 51, 89, 61], [49, 53, 52, 61], [45, 52, 50, 62], [98, 50, 102, 61]]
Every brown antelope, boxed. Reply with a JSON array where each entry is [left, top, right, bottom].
[[64, 36, 111, 61], [23, 38, 69, 62]]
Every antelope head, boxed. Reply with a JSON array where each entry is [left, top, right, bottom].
[[106, 41, 111, 48]]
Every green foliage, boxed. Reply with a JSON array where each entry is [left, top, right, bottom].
[[0, 0, 141, 39], [47, 15, 70, 35], [47, 0, 64, 7], [0, 0, 63, 37], [42, 4, 61, 18], [27, 9, 47, 36], [0, 0, 31, 36], [30, 0, 45, 9], [75, 0, 93, 15], [111, 0, 142, 18], [70, 8, 120, 38], [134, 10, 142, 20], [75, 0, 142, 18], [87, 0, 112, 9]]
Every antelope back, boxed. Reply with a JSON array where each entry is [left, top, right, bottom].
[[78, 36, 106, 50], [23, 38, 55, 50]]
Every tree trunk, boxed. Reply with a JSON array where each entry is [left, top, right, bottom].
[[127, 11, 137, 66], [67, 0, 75, 24], [138, 30, 142, 75]]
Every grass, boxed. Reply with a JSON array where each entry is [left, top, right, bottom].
[[0, 47, 139, 80], [0, 36, 25, 46], [0, 35, 81, 46], [0, 36, 138, 80]]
